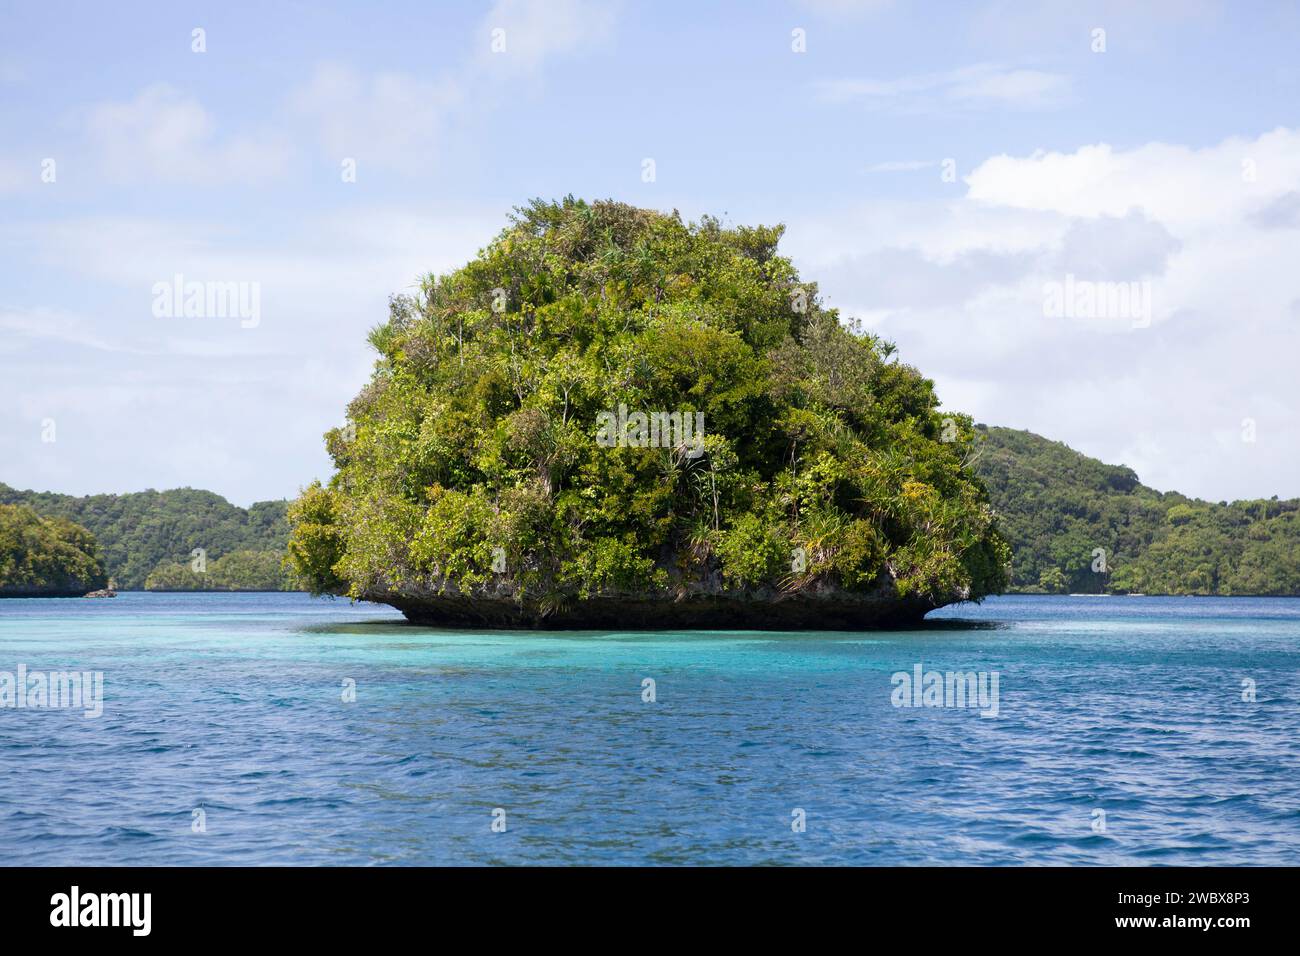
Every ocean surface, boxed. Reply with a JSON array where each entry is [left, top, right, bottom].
[[0, 592, 1296, 866]]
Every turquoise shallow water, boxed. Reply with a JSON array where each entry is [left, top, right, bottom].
[[0, 592, 1297, 865]]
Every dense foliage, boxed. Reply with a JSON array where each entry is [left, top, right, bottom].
[[288, 198, 1010, 614], [975, 426, 1300, 595], [0, 503, 106, 596], [12, 421, 1291, 600], [143, 549, 296, 591], [0, 483, 290, 590]]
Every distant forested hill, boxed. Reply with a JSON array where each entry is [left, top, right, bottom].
[[0, 484, 293, 591], [0, 503, 107, 596], [974, 426, 1300, 595]]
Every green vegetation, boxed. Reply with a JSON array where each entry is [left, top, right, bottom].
[[0, 503, 107, 596], [0, 483, 290, 590], [975, 425, 1300, 595], [143, 549, 296, 591], [14, 422, 1292, 601], [287, 198, 1009, 623]]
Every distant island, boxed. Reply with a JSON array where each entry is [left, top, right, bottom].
[[0, 484, 293, 594], [0, 503, 107, 597], [975, 426, 1300, 595]]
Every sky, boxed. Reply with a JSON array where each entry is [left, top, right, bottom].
[[2, 0, 1299, 506]]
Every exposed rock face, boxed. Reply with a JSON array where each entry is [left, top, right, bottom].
[[369, 580, 951, 630], [388, 596, 936, 630]]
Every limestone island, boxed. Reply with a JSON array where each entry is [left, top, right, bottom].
[[0, 504, 108, 598], [288, 199, 1009, 628]]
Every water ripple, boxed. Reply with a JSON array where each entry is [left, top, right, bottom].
[[0, 592, 1297, 865]]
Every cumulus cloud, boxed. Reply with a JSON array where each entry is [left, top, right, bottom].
[[965, 129, 1300, 226], [1248, 190, 1300, 229], [814, 246, 1038, 311], [1053, 212, 1181, 280], [786, 127, 1300, 501]]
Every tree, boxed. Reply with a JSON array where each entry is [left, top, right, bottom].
[[1037, 567, 1068, 594]]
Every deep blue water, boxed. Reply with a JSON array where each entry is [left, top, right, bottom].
[[0, 592, 1296, 865]]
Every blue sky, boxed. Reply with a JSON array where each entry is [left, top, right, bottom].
[[3, 0, 1299, 505]]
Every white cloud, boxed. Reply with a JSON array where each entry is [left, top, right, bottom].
[[964, 129, 1300, 227], [477, 0, 618, 74], [289, 0, 617, 172], [19, 206, 499, 315], [786, 127, 1300, 501], [1054, 212, 1181, 279], [1247, 190, 1300, 230], [813, 63, 1072, 112], [86, 84, 291, 184], [948, 67, 1068, 106]]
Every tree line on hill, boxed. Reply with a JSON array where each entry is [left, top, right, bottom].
[[3, 425, 1299, 598], [0, 483, 294, 592], [974, 426, 1300, 595]]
